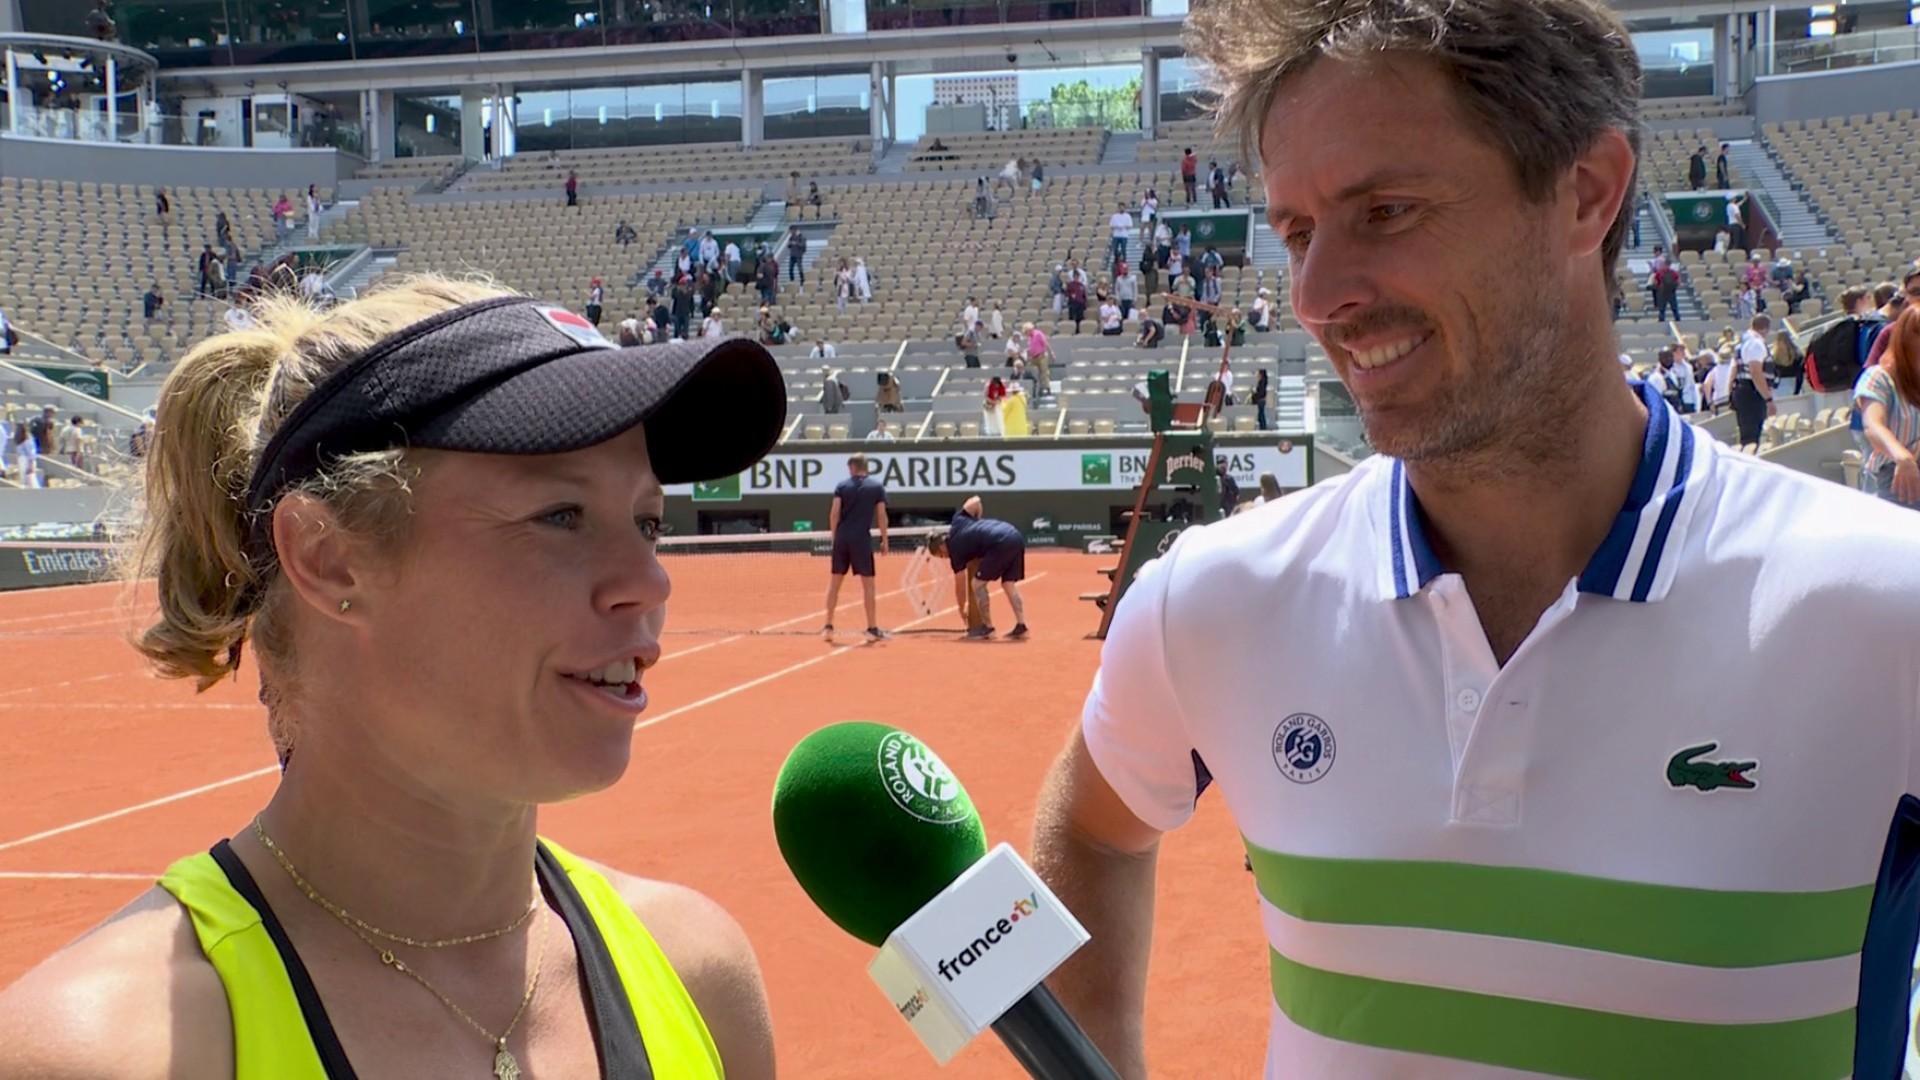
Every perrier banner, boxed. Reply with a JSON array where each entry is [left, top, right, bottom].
[[1155, 209, 1251, 264]]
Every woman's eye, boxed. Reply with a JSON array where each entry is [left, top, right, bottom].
[[1369, 203, 1413, 224], [539, 506, 583, 529]]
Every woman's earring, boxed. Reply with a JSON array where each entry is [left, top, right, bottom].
[[338, 599, 352, 614]]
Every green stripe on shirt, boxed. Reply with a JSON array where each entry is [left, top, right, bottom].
[[1246, 842, 1872, 967], [1269, 948, 1854, 1079]]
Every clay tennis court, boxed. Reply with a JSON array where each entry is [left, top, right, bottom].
[[0, 543, 1267, 1078]]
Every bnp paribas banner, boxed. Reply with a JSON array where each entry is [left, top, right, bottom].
[[672, 443, 1309, 502]]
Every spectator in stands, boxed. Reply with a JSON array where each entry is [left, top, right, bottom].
[[207, 251, 228, 300], [1687, 146, 1708, 190], [155, 187, 171, 230], [0, 307, 11, 355], [143, 284, 165, 321], [306, 185, 322, 240], [129, 414, 151, 459], [1109, 203, 1134, 268], [564, 170, 579, 207], [997, 158, 1022, 200], [1214, 457, 1240, 517], [59, 417, 88, 472], [1725, 193, 1748, 252], [986, 299, 1004, 339], [1702, 345, 1734, 416], [1743, 255, 1768, 293], [851, 258, 872, 304], [617, 317, 641, 347], [699, 232, 720, 274], [821, 369, 850, 414], [701, 306, 725, 339], [1715, 143, 1731, 189], [669, 278, 694, 340], [585, 279, 605, 327], [1254, 472, 1283, 505], [835, 260, 853, 312], [876, 371, 903, 413], [1024, 323, 1054, 397], [725, 239, 742, 282], [1153, 219, 1173, 269], [1176, 224, 1193, 263], [215, 211, 233, 249], [1857, 306, 1920, 506], [646, 270, 668, 301], [1732, 284, 1758, 322], [273, 194, 294, 239], [8, 408, 38, 487], [756, 256, 779, 306], [808, 180, 823, 217], [1250, 287, 1273, 332], [615, 220, 637, 247], [1199, 265, 1224, 311], [809, 338, 837, 361], [786, 226, 808, 288], [1252, 368, 1270, 429], [1004, 330, 1027, 366], [868, 419, 898, 442], [1783, 272, 1813, 316], [1649, 258, 1681, 322], [1115, 267, 1137, 322], [958, 324, 982, 368], [1772, 329, 1805, 396], [1730, 314, 1776, 451], [1141, 188, 1159, 230], [1140, 249, 1161, 311], [961, 298, 980, 337], [1770, 254, 1795, 288], [1029, 159, 1046, 194], [1098, 295, 1124, 336], [86, 2, 116, 41], [1049, 265, 1066, 315], [1128, 315, 1159, 349], [1209, 160, 1232, 208], [982, 377, 1008, 436], [1181, 149, 1199, 204], [1869, 267, 1920, 368], [1065, 273, 1089, 334], [786, 171, 803, 206], [29, 407, 57, 456]]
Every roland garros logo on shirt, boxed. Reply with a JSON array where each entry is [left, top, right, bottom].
[[1273, 713, 1336, 784], [877, 731, 971, 824]]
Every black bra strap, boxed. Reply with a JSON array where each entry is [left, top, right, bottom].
[[537, 842, 654, 1079], [208, 840, 361, 1080]]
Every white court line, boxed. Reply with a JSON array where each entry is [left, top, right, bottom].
[[0, 612, 137, 636], [0, 668, 136, 700], [0, 871, 154, 881], [0, 766, 280, 854], [0, 573, 1036, 855], [635, 572, 1046, 733], [664, 581, 913, 661]]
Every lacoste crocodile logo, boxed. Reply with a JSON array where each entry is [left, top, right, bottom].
[[1666, 743, 1757, 792]]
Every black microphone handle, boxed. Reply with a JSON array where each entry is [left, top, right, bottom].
[[988, 982, 1123, 1080]]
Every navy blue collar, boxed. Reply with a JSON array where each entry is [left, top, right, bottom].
[[1381, 378, 1709, 603]]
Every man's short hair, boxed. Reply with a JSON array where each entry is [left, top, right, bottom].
[[848, 453, 869, 473], [1188, 0, 1642, 292], [1874, 282, 1899, 308], [1840, 285, 1872, 313], [1751, 314, 1771, 331]]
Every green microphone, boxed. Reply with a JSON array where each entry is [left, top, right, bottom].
[[771, 721, 987, 946]]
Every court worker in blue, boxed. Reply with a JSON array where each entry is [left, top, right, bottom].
[[931, 496, 1028, 640], [822, 452, 889, 640]]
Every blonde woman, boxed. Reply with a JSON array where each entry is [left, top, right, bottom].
[[0, 278, 785, 1078]]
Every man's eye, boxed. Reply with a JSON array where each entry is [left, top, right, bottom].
[[538, 506, 582, 529]]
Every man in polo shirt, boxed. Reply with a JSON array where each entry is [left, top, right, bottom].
[[822, 453, 888, 641], [933, 496, 1028, 640], [1029, 0, 1920, 1077]]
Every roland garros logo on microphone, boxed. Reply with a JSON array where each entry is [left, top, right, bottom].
[[876, 731, 971, 825]]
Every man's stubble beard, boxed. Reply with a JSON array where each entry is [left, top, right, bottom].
[[1361, 231, 1596, 484]]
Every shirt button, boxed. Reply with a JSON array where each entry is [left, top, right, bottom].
[[1456, 688, 1482, 712]]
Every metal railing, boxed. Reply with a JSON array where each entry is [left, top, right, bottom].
[[1774, 25, 1920, 74]]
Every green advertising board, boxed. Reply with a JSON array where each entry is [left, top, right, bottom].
[[1156, 210, 1251, 263], [26, 365, 109, 401], [691, 475, 742, 502]]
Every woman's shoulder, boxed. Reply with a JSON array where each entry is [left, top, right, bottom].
[[577, 860, 775, 1080], [0, 886, 231, 1079]]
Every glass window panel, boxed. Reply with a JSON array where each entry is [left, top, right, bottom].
[[604, 0, 740, 46], [513, 89, 572, 153], [625, 83, 684, 147], [107, 0, 235, 67], [395, 93, 462, 158], [357, 0, 481, 59], [568, 85, 628, 149], [1628, 24, 1716, 98], [228, 0, 353, 64], [682, 80, 743, 144], [1158, 55, 1207, 122], [480, 0, 606, 52]]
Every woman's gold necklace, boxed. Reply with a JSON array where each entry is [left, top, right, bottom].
[[252, 817, 548, 1079]]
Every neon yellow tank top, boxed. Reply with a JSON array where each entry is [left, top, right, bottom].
[[157, 837, 723, 1079]]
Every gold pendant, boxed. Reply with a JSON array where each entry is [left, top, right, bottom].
[[493, 1047, 521, 1080]]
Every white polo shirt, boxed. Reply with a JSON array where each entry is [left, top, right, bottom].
[[1083, 379, 1920, 1079]]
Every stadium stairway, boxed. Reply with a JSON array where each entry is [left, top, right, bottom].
[[331, 250, 400, 301], [874, 140, 917, 176], [1623, 199, 1707, 322], [1100, 133, 1142, 165], [1725, 140, 1838, 248]]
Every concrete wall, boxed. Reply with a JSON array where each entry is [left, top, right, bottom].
[[0, 134, 360, 190], [1747, 60, 1920, 124]]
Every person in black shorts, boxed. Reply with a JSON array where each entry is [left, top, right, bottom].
[[823, 453, 889, 640], [933, 496, 1027, 640]]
